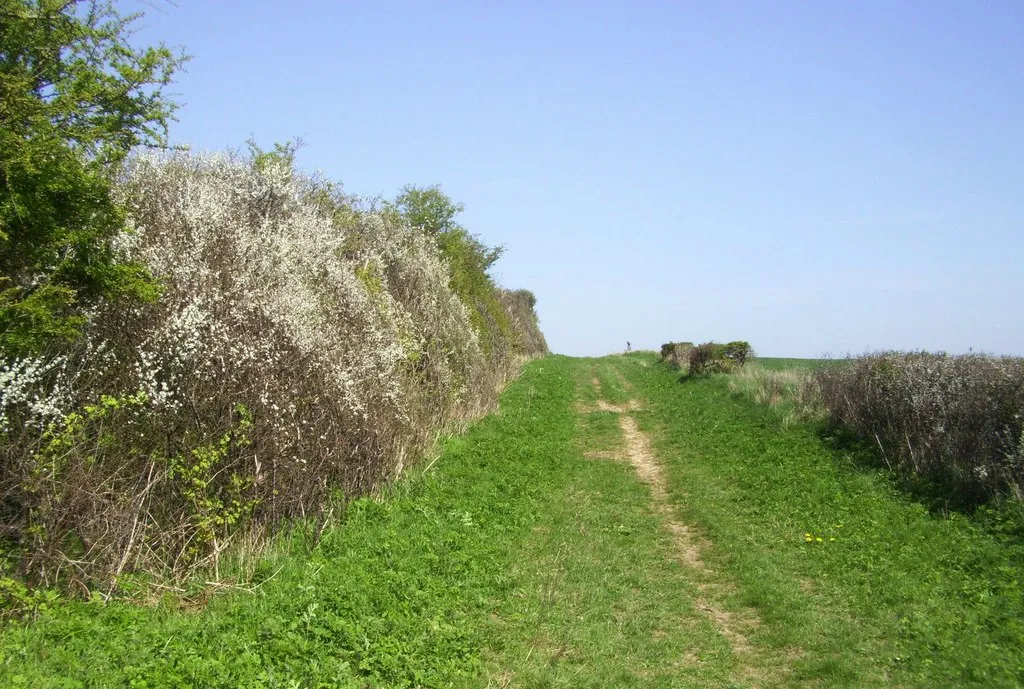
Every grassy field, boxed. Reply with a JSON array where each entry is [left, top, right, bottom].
[[1, 354, 1021, 688], [754, 357, 840, 370]]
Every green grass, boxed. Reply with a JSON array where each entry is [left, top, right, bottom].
[[618, 352, 1024, 688], [754, 357, 838, 371], [472, 362, 745, 688], [2, 353, 1021, 688], [592, 357, 632, 405]]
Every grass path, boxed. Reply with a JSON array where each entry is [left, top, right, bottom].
[[475, 354, 1023, 688], [1, 354, 1022, 688], [471, 360, 778, 688]]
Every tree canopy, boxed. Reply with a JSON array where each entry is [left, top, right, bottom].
[[0, 0, 186, 356]]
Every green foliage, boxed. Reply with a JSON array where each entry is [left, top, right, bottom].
[[167, 405, 258, 560], [34, 390, 149, 464], [722, 340, 752, 366], [0, 571, 58, 622], [246, 137, 299, 173], [389, 185, 511, 355], [0, 0, 185, 356], [391, 184, 465, 238]]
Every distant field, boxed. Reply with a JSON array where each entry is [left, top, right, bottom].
[[755, 356, 844, 371]]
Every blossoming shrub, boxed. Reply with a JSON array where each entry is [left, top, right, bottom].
[[0, 152, 545, 585], [815, 351, 1024, 503]]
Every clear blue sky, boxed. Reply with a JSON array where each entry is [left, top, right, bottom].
[[127, 0, 1024, 357]]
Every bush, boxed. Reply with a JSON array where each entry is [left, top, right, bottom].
[[659, 342, 694, 369], [661, 341, 755, 375], [497, 289, 548, 357], [815, 351, 1024, 503], [688, 342, 735, 375], [0, 151, 545, 586], [723, 341, 753, 367]]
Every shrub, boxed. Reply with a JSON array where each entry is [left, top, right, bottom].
[[0, 151, 545, 587], [659, 342, 694, 370], [688, 342, 733, 375], [723, 341, 753, 367], [815, 351, 1024, 503]]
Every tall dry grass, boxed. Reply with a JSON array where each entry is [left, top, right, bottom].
[[727, 364, 823, 425]]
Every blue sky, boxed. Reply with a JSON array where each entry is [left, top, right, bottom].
[[127, 1, 1023, 357]]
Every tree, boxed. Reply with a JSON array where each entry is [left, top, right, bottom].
[[0, 0, 186, 356], [392, 184, 464, 237], [391, 185, 503, 272], [389, 185, 509, 354]]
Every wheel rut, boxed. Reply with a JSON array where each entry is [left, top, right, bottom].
[[582, 369, 794, 687]]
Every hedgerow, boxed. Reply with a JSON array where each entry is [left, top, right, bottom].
[[0, 151, 546, 589], [815, 351, 1024, 504], [660, 341, 753, 375], [659, 342, 693, 369]]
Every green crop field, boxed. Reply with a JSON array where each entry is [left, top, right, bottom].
[[2, 355, 1021, 688], [755, 357, 842, 371]]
